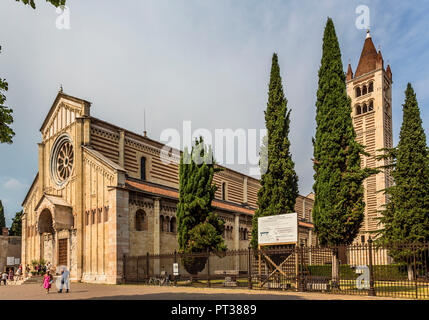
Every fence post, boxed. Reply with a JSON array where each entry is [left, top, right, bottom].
[[207, 249, 211, 288], [174, 250, 177, 287], [413, 244, 418, 299], [299, 243, 305, 292], [248, 246, 252, 290], [146, 252, 150, 279], [368, 238, 376, 296]]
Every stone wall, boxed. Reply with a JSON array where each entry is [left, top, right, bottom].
[[0, 236, 21, 272]]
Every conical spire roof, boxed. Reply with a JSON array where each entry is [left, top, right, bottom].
[[355, 30, 380, 77]]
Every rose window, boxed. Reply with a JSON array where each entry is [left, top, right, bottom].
[[50, 134, 74, 186]]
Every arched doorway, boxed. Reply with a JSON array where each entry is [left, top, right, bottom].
[[38, 209, 55, 265]]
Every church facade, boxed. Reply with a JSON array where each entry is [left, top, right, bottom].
[[21, 91, 315, 284], [346, 31, 394, 243]]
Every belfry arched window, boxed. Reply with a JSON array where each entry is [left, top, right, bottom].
[[356, 87, 361, 97], [368, 82, 374, 93], [362, 85, 368, 95], [356, 105, 362, 115], [363, 104, 368, 113], [368, 101, 374, 112]]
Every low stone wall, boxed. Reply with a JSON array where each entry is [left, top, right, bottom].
[[0, 236, 22, 272]]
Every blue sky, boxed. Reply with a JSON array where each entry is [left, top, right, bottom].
[[0, 0, 429, 226]]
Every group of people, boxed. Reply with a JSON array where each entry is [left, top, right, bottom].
[[42, 267, 70, 294], [0, 264, 24, 285], [1, 262, 70, 294], [32, 262, 52, 275]]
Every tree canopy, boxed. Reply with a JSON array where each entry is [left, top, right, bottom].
[[251, 53, 298, 249], [312, 18, 373, 246]]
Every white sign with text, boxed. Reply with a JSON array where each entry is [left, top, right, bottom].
[[258, 213, 298, 245]]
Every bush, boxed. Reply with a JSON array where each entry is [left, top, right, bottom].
[[306, 264, 411, 280]]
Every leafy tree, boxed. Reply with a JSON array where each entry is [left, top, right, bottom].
[[377, 83, 429, 280], [250, 53, 299, 250], [176, 137, 226, 276], [9, 210, 23, 236], [15, 0, 65, 9], [0, 200, 6, 229], [312, 18, 374, 284], [0, 49, 15, 144]]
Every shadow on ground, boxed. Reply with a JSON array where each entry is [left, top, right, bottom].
[[83, 292, 308, 300]]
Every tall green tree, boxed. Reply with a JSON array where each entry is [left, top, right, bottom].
[[15, 0, 65, 9], [9, 210, 23, 236], [1, 1, 66, 144], [312, 18, 373, 283], [377, 84, 429, 279], [0, 57, 14, 144], [0, 200, 6, 229], [250, 53, 299, 250], [176, 137, 226, 275]]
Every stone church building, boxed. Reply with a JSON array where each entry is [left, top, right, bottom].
[[21, 91, 315, 284]]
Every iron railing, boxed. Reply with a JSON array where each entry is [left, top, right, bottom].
[[123, 241, 429, 299]]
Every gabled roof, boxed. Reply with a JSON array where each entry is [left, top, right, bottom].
[[40, 91, 92, 132], [355, 32, 380, 78], [22, 173, 39, 207], [34, 194, 72, 212]]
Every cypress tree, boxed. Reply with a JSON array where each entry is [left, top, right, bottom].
[[10, 210, 23, 236], [176, 137, 226, 275], [312, 18, 373, 282], [0, 200, 6, 229], [250, 53, 299, 250], [378, 84, 429, 278]]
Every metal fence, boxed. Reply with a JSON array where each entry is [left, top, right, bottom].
[[123, 241, 429, 299]]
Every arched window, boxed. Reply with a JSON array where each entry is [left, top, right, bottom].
[[356, 105, 362, 115], [229, 226, 233, 240], [368, 101, 374, 111], [356, 87, 361, 97], [160, 215, 164, 232], [170, 217, 177, 233], [165, 216, 170, 232], [221, 182, 226, 200], [140, 157, 147, 181], [363, 104, 368, 113], [135, 209, 146, 231], [362, 85, 367, 95], [368, 82, 374, 93]]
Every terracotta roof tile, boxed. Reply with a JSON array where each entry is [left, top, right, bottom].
[[355, 36, 379, 78]]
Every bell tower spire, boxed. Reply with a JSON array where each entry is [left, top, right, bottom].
[[346, 30, 393, 243]]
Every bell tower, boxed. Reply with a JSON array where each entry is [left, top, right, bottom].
[[346, 30, 393, 243]]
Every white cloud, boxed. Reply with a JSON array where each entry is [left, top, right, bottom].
[[3, 178, 27, 190]]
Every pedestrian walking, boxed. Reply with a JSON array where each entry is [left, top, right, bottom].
[[58, 268, 70, 293], [8, 269, 13, 281], [1, 272, 7, 285], [43, 271, 53, 294]]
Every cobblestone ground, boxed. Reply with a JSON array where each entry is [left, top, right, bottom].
[[0, 283, 401, 300]]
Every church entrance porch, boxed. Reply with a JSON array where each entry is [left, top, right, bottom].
[[35, 195, 74, 273], [39, 208, 56, 266]]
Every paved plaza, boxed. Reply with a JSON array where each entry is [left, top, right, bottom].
[[0, 283, 401, 300]]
